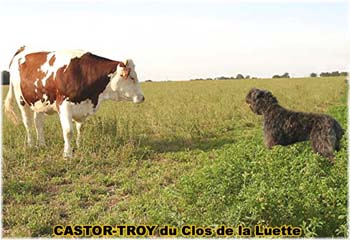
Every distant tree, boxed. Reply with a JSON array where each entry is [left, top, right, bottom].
[[236, 74, 244, 79], [273, 73, 289, 78], [245, 75, 250, 79], [281, 72, 290, 78], [1, 70, 9, 85], [320, 71, 343, 77], [320, 72, 331, 77], [340, 72, 348, 77], [145, 80, 153, 82], [216, 76, 228, 80], [331, 71, 340, 77], [310, 73, 317, 77]]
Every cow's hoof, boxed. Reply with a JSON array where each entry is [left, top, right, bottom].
[[63, 152, 73, 158], [26, 141, 34, 148], [37, 142, 46, 147]]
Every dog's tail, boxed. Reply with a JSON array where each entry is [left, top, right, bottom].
[[4, 78, 20, 125]]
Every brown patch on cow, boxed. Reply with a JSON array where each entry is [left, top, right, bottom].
[[56, 94, 65, 112], [19, 52, 51, 105], [9, 46, 26, 68], [17, 51, 120, 109], [49, 55, 56, 66], [55, 53, 119, 107]]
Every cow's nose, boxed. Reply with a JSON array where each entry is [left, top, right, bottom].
[[134, 95, 145, 103]]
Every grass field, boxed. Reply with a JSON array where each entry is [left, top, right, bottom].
[[2, 77, 348, 237]]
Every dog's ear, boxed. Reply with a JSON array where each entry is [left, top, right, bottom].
[[251, 88, 265, 100], [261, 90, 278, 104]]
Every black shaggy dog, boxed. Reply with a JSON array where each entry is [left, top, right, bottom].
[[246, 88, 344, 163]]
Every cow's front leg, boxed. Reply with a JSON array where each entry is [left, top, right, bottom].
[[34, 112, 45, 146], [59, 102, 73, 158]]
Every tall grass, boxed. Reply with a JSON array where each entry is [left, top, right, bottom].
[[2, 77, 347, 237]]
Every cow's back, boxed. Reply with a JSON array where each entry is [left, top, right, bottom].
[[11, 49, 119, 111]]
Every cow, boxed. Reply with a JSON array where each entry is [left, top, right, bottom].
[[4, 46, 145, 158]]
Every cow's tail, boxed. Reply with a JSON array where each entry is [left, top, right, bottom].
[[9, 45, 26, 68], [4, 74, 19, 125], [4, 46, 26, 125]]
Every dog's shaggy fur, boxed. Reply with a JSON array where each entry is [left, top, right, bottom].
[[246, 88, 344, 163]]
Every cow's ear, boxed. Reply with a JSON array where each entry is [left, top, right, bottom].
[[118, 62, 126, 68], [120, 68, 130, 78], [124, 68, 130, 78], [124, 59, 135, 69], [116, 62, 128, 78]]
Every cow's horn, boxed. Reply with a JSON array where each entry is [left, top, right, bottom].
[[124, 60, 128, 66]]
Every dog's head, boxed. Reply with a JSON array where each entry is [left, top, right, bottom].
[[246, 88, 278, 115]]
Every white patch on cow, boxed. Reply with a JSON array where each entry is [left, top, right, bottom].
[[43, 94, 49, 101], [31, 94, 56, 113], [40, 50, 86, 86], [19, 57, 26, 65], [51, 50, 86, 75], [70, 99, 95, 122], [109, 59, 144, 103]]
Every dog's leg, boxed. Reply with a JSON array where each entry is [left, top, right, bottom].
[[264, 127, 279, 149], [264, 137, 276, 149], [310, 128, 336, 163], [334, 121, 344, 152], [335, 138, 341, 151]]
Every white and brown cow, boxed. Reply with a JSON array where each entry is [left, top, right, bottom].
[[5, 46, 144, 158]]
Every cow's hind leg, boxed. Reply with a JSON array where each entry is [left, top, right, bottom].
[[59, 101, 73, 158], [34, 112, 45, 146], [19, 105, 34, 147], [75, 121, 83, 148]]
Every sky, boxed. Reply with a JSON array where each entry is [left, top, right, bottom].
[[0, 0, 348, 81]]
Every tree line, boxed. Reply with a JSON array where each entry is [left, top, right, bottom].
[[190, 71, 348, 81], [310, 71, 348, 77], [190, 74, 257, 81]]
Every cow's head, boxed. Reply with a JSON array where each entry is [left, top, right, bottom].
[[110, 59, 145, 103]]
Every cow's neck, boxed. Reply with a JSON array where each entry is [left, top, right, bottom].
[[98, 83, 122, 103], [88, 59, 123, 106]]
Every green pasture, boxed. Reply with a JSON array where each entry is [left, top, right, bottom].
[[2, 77, 348, 237]]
